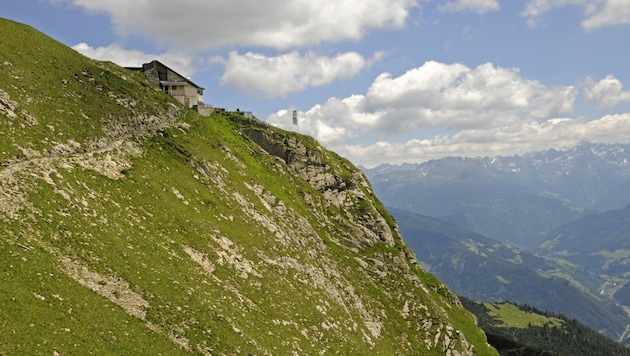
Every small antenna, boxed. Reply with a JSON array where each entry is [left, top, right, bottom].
[[292, 109, 298, 133]]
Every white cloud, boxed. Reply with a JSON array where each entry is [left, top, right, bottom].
[[582, 0, 630, 29], [584, 75, 630, 108], [521, 0, 583, 27], [337, 113, 630, 167], [522, 0, 630, 29], [72, 43, 198, 77], [50, 0, 419, 50], [220, 51, 382, 98], [361, 61, 575, 133], [265, 60, 592, 167], [438, 0, 500, 14], [266, 96, 367, 142]]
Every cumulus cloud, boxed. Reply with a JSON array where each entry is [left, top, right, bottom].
[[337, 113, 630, 167], [72, 43, 198, 77], [265, 60, 599, 167], [220, 51, 383, 98], [584, 75, 630, 108], [521, 0, 582, 27], [581, 0, 630, 29], [330, 61, 574, 135], [438, 0, 500, 13], [362, 61, 569, 132], [50, 0, 419, 50], [522, 0, 630, 29]]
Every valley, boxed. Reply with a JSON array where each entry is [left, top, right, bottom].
[[363, 143, 630, 347]]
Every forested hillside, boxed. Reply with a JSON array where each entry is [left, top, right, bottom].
[[462, 298, 630, 356]]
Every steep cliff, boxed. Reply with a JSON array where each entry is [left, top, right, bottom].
[[0, 18, 496, 354]]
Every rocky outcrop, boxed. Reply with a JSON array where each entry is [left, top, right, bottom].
[[237, 116, 395, 249]]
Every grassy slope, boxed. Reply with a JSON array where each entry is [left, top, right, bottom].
[[540, 204, 630, 277], [0, 19, 174, 163], [482, 302, 564, 329], [0, 18, 496, 354]]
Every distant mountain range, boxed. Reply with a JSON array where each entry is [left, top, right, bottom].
[[363, 142, 630, 249], [539, 203, 630, 278], [390, 207, 630, 342], [363, 143, 630, 344], [537, 202, 630, 319]]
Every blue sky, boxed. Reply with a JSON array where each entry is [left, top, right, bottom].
[[4, 0, 630, 167]]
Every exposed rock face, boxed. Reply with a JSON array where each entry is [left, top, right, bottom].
[[239, 117, 395, 249], [0, 88, 18, 119]]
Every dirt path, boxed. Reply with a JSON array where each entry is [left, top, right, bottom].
[[0, 110, 182, 221]]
